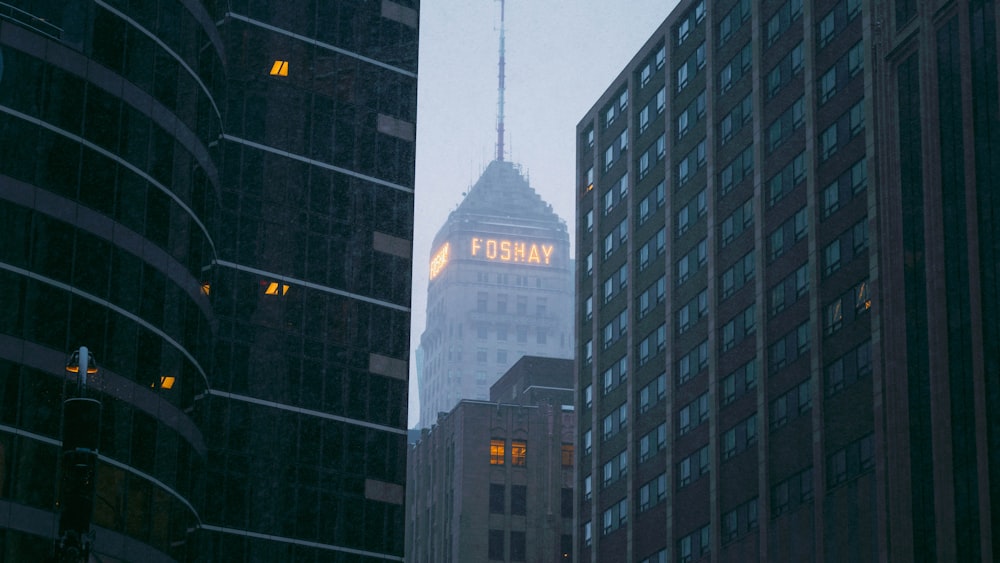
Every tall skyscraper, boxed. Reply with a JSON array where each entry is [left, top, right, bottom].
[[0, 1, 418, 561], [575, 0, 998, 562], [0, 2, 222, 560], [416, 0, 573, 429]]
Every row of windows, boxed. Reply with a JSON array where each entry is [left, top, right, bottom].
[[770, 263, 809, 317], [716, 146, 754, 203], [720, 250, 755, 301], [824, 278, 870, 336], [602, 449, 629, 488], [718, 92, 752, 147], [768, 97, 805, 153], [819, 98, 865, 162], [678, 392, 709, 435], [676, 91, 706, 141], [819, 41, 865, 105], [601, 310, 627, 351], [602, 497, 629, 535], [638, 373, 667, 413], [720, 198, 753, 247], [489, 438, 527, 466], [722, 413, 758, 460], [602, 403, 628, 441], [675, 0, 705, 46], [488, 483, 527, 515], [769, 321, 810, 372], [637, 181, 666, 226], [769, 206, 809, 261], [822, 218, 868, 277], [602, 356, 629, 395], [676, 42, 707, 94], [772, 466, 813, 516], [638, 473, 668, 512], [765, 0, 803, 48], [677, 289, 708, 335], [719, 43, 752, 95], [822, 158, 867, 218], [721, 358, 757, 406], [717, 0, 751, 48], [768, 152, 806, 207], [825, 340, 872, 396], [676, 239, 708, 285], [770, 379, 811, 430], [721, 302, 756, 353], [676, 189, 707, 238], [488, 529, 526, 561], [638, 134, 667, 181], [827, 433, 874, 488], [677, 444, 710, 488], [766, 42, 804, 99], [678, 524, 710, 563], [637, 275, 666, 320], [817, 0, 862, 50], [678, 340, 709, 385], [722, 497, 759, 543], [639, 89, 667, 134]]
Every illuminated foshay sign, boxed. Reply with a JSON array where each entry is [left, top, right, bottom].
[[429, 242, 450, 280], [471, 237, 554, 264]]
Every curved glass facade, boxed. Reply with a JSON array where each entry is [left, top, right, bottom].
[[1, 1, 417, 560], [0, 0, 223, 559]]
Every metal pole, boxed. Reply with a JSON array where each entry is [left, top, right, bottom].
[[55, 346, 102, 563]]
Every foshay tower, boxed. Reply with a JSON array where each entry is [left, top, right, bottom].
[[416, 0, 573, 429]]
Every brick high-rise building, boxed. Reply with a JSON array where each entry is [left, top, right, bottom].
[[575, 0, 999, 562]]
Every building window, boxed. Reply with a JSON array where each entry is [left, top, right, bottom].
[[489, 529, 505, 560], [818, 11, 835, 48], [511, 440, 527, 466], [562, 444, 574, 467], [490, 483, 505, 513], [510, 531, 526, 561], [511, 485, 527, 516], [490, 439, 505, 465]]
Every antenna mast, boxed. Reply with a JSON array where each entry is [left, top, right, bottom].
[[496, 0, 506, 162]]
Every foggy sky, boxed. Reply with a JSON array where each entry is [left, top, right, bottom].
[[409, 1, 681, 427]]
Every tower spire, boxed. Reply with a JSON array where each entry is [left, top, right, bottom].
[[496, 0, 506, 162]]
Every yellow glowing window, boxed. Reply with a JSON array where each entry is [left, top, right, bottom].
[[490, 439, 505, 465], [511, 440, 527, 466], [269, 60, 289, 76], [159, 376, 175, 389], [200, 282, 211, 295], [561, 443, 574, 467], [429, 242, 450, 280], [263, 281, 290, 296]]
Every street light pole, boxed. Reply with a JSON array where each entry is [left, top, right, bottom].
[[55, 346, 102, 563]]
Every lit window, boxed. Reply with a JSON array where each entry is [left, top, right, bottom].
[[158, 376, 175, 389], [200, 282, 211, 295], [490, 439, 505, 465], [511, 440, 527, 466], [561, 444, 574, 467], [263, 281, 290, 295], [269, 60, 289, 76]]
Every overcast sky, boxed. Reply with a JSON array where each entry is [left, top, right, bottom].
[[408, 1, 681, 427]]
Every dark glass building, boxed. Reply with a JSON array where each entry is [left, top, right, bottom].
[[575, 0, 999, 562], [0, 1, 222, 560], [200, 2, 418, 561], [0, 1, 418, 561]]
